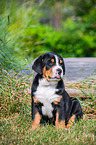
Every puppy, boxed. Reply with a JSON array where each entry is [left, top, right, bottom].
[[31, 52, 83, 129]]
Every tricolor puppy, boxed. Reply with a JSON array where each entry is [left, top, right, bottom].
[[31, 52, 83, 129]]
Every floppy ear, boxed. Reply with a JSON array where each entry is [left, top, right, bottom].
[[32, 55, 43, 74]]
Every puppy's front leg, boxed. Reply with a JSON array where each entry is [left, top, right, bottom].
[[55, 112, 65, 129], [66, 115, 75, 129], [31, 96, 41, 130], [31, 112, 41, 130]]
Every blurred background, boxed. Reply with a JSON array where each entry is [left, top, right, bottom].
[[0, 0, 96, 71]]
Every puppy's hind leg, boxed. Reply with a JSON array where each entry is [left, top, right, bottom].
[[71, 99, 83, 121]]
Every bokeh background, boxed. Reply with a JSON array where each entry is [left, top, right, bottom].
[[1, 2, 96, 144], [0, 0, 96, 71]]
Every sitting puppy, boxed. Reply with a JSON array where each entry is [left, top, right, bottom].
[[31, 52, 83, 129]]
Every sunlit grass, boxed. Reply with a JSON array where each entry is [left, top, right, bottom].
[[1, 70, 32, 117], [1, 70, 96, 144], [1, 114, 95, 144]]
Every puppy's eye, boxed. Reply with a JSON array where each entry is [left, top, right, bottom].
[[59, 60, 63, 65], [60, 60, 62, 64], [48, 60, 54, 66]]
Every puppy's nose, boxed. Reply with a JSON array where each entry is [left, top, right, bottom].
[[57, 68, 62, 75]]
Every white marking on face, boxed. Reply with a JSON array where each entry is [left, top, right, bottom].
[[52, 55, 63, 79], [55, 55, 59, 66], [34, 78, 60, 118]]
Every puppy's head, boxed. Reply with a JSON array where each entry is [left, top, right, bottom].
[[32, 52, 65, 81]]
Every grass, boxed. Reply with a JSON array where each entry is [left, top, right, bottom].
[[1, 117, 95, 145], [1, 70, 96, 145], [65, 76, 96, 120]]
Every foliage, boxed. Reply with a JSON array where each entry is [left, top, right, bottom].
[[6, 18, 96, 59], [71, 0, 96, 16], [0, 17, 16, 71], [0, 0, 96, 70]]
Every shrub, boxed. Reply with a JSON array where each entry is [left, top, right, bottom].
[[0, 0, 96, 66], [0, 17, 16, 71]]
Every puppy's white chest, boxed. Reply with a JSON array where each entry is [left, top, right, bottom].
[[34, 79, 59, 118]]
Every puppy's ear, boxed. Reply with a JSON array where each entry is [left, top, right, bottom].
[[32, 55, 43, 74]]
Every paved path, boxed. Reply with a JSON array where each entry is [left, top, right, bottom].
[[20, 57, 96, 97], [64, 57, 96, 83], [20, 57, 96, 81]]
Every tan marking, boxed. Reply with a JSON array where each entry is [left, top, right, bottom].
[[42, 59, 43, 62], [43, 67, 53, 81], [53, 96, 62, 105], [60, 60, 62, 64], [66, 115, 75, 128], [33, 96, 40, 103], [55, 112, 65, 129], [31, 112, 41, 130], [51, 59, 54, 62]]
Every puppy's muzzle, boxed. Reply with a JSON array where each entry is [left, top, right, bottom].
[[57, 68, 62, 75], [56, 68, 62, 79]]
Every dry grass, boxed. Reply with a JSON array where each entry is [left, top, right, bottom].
[[1, 70, 96, 144]]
